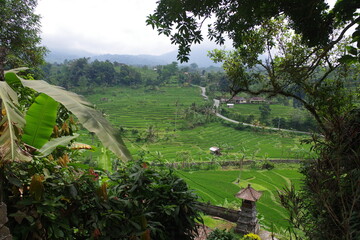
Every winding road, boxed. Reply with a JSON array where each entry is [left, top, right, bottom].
[[197, 86, 311, 135]]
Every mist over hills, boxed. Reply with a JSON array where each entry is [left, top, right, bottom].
[[45, 47, 221, 68]]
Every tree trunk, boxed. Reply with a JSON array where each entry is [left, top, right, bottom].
[[0, 46, 7, 82]]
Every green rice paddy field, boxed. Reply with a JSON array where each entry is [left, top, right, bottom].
[[178, 167, 303, 230], [80, 85, 307, 231], [80, 85, 312, 161]]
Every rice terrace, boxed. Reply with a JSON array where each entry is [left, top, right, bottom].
[[78, 84, 311, 235], [80, 85, 313, 162]]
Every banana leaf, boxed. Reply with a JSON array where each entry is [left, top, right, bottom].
[[22, 93, 59, 149], [0, 82, 31, 163], [4, 68, 28, 86], [18, 77, 132, 162], [38, 134, 79, 157], [97, 147, 112, 172]]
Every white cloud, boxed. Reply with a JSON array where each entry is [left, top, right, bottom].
[[36, 0, 180, 55], [41, 0, 341, 56]]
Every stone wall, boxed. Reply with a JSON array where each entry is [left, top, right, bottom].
[[0, 202, 12, 240], [195, 202, 240, 223]]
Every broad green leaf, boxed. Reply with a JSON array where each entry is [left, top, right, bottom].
[[22, 93, 59, 149], [338, 55, 358, 64], [4, 68, 28, 86], [346, 46, 358, 56], [97, 147, 112, 172], [18, 77, 132, 162], [38, 134, 79, 157], [0, 82, 30, 163]]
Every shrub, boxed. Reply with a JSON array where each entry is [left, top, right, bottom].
[[207, 228, 238, 240], [261, 161, 275, 170], [5, 160, 202, 239]]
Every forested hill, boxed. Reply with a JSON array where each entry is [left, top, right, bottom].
[[41, 59, 222, 91], [45, 47, 222, 67]]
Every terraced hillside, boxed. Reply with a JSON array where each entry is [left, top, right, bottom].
[[179, 168, 303, 230], [80, 85, 312, 162], [84, 85, 204, 129]]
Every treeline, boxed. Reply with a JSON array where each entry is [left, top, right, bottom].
[[220, 106, 318, 132], [42, 58, 142, 89], [41, 58, 226, 91]]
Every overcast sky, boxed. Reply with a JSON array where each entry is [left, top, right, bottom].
[[36, 0, 220, 56], [36, 0, 337, 56]]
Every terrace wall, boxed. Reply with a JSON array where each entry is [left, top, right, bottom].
[[153, 159, 303, 168], [195, 202, 240, 223]]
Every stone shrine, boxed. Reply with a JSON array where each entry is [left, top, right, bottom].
[[234, 184, 262, 234]]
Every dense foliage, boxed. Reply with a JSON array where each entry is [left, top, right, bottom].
[[147, 0, 359, 62], [206, 229, 238, 240], [4, 159, 201, 239], [41, 59, 215, 91]]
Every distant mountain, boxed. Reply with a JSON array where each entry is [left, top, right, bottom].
[[45, 47, 221, 67], [45, 49, 95, 63], [90, 54, 169, 66]]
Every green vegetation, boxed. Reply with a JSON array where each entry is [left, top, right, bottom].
[[1, 69, 201, 239], [0, 0, 46, 78], [178, 167, 303, 230], [149, 0, 360, 238], [78, 85, 311, 162], [83, 85, 203, 129], [224, 104, 298, 120], [220, 103, 317, 132], [2, 0, 359, 238]]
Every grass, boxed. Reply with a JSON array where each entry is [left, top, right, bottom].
[[177, 167, 303, 230]]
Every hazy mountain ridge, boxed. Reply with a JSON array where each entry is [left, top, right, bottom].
[[45, 48, 221, 67]]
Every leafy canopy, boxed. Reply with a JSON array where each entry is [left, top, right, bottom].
[[147, 0, 360, 62], [0, 0, 46, 78]]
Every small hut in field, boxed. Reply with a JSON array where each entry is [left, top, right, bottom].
[[209, 146, 221, 156]]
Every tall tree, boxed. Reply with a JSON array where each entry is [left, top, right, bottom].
[[0, 0, 46, 80]]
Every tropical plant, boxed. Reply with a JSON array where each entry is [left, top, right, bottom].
[[0, 68, 132, 239], [207, 228, 238, 240], [1, 68, 132, 163], [5, 156, 201, 239]]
